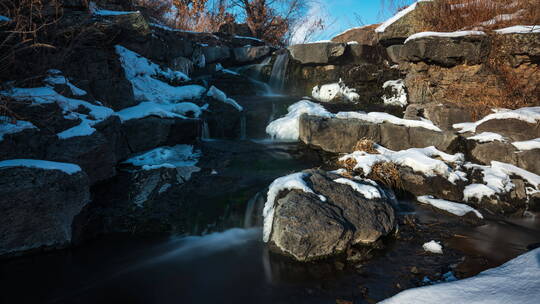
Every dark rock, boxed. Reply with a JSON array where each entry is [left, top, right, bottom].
[[401, 35, 490, 67], [268, 170, 395, 262], [299, 114, 461, 153], [399, 167, 465, 202], [121, 116, 200, 153], [0, 165, 90, 256], [288, 42, 347, 64], [203, 46, 231, 63], [233, 46, 271, 63]]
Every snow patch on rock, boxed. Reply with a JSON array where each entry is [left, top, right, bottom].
[[417, 195, 483, 218], [454, 107, 540, 133], [266, 100, 332, 140], [334, 178, 382, 199], [206, 86, 243, 111], [405, 30, 486, 43], [382, 79, 408, 107], [312, 79, 360, 103], [468, 132, 506, 143], [0, 117, 38, 141], [512, 138, 540, 151], [0, 159, 82, 175]]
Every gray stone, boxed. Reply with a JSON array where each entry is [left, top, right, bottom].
[[476, 119, 540, 142], [404, 103, 473, 130], [401, 34, 490, 67], [233, 46, 271, 63], [288, 42, 347, 64], [0, 166, 90, 256], [269, 170, 395, 262], [203, 46, 231, 63], [386, 45, 403, 63]]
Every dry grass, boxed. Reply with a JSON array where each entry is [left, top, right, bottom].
[[414, 0, 540, 32], [353, 139, 379, 154], [368, 162, 402, 189]]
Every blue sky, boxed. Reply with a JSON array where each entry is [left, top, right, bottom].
[[314, 0, 415, 40]]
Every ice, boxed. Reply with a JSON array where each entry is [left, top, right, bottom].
[[0, 159, 81, 175], [0, 117, 37, 141], [206, 86, 243, 111], [405, 30, 486, 43], [417, 195, 483, 218], [263, 172, 326, 242], [312, 79, 359, 103], [468, 132, 506, 143], [334, 178, 382, 199], [423, 240, 443, 254], [382, 79, 408, 107], [380, 248, 540, 304], [512, 138, 540, 151], [266, 100, 332, 140]]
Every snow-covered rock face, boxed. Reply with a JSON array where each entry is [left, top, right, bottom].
[[417, 195, 483, 218], [0, 117, 38, 141], [454, 107, 540, 134], [312, 79, 360, 103]]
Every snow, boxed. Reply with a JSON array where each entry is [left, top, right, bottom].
[[123, 144, 201, 171], [495, 25, 540, 34], [376, 1, 432, 33], [464, 183, 498, 202], [405, 30, 486, 43], [417, 195, 483, 218], [44, 69, 87, 96], [339, 145, 466, 184], [89, 2, 139, 16], [479, 10, 524, 26], [492, 161, 540, 188], [512, 138, 540, 151], [115, 45, 206, 104], [463, 162, 520, 202], [380, 248, 540, 304], [468, 132, 506, 143], [263, 172, 326, 242], [0, 15, 11, 22], [335, 111, 442, 132], [335, 24, 374, 38], [312, 79, 359, 103], [382, 79, 408, 107], [453, 107, 540, 133], [0, 72, 115, 140], [422, 240, 443, 254], [206, 86, 243, 111], [334, 178, 382, 199], [0, 159, 81, 175], [0, 117, 37, 141], [116, 101, 203, 122], [234, 35, 263, 42], [266, 100, 332, 140]]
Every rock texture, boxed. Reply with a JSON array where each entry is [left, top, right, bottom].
[[0, 166, 90, 256], [299, 114, 461, 154], [268, 170, 395, 262], [331, 24, 380, 46]]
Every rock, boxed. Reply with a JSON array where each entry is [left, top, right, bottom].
[[202, 46, 231, 63], [233, 46, 271, 63], [331, 24, 379, 46], [399, 167, 465, 202], [401, 35, 490, 67], [121, 117, 200, 153], [218, 22, 253, 38], [45, 131, 117, 185], [288, 42, 347, 64], [208, 71, 267, 96], [404, 103, 473, 130], [377, 1, 432, 46], [476, 119, 540, 142], [386, 45, 403, 63], [0, 165, 90, 256], [299, 114, 462, 154], [348, 44, 389, 65], [467, 140, 540, 175], [268, 170, 395, 262]]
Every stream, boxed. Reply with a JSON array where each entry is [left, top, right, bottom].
[[1, 93, 539, 303]]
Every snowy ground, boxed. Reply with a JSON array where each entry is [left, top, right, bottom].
[[380, 248, 540, 304]]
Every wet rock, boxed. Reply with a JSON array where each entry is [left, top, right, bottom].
[[288, 42, 347, 64], [268, 170, 395, 262], [0, 165, 90, 256], [401, 34, 490, 67], [121, 117, 200, 153], [232, 46, 271, 63], [299, 114, 461, 154]]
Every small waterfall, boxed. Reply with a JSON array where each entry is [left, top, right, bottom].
[[268, 52, 289, 93], [201, 120, 210, 140], [268, 101, 277, 124], [244, 192, 264, 228], [239, 115, 247, 140]]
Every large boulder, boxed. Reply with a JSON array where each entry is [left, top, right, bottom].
[[376, 1, 432, 46], [288, 42, 346, 65], [401, 34, 490, 67], [476, 119, 540, 142], [0, 163, 90, 256], [203, 46, 231, 63], [267, 170, 395, 262], [299, 114, 461, 154], [466, 140, 540, 175], [404, 103, 473, 130]]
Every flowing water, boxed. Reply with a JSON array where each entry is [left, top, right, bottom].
[[2, 59, 539, 303]]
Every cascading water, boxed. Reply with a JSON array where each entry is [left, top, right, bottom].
[[268, 53, 289, 93], [239, 115, 247, 140], [201, 119, 210, 140]]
